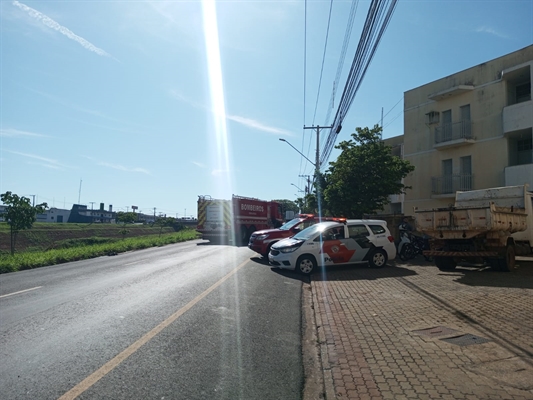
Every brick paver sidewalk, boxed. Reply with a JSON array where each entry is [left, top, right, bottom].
[[310, 260, 533, 400]]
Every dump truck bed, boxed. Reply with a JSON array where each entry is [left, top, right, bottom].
[[415, 202, 527, 240]]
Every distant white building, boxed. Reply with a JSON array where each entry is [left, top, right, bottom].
[[36, 207, 71, 223]]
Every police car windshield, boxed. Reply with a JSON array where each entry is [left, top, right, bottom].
[[292, 223, 330, 240], [279, 217, 301, 231]]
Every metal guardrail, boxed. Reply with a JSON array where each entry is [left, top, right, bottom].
[[431, 174, 474, 194], [435, 120, 473, 144]]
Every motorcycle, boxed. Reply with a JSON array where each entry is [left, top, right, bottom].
[[398, 231, 433, 262]]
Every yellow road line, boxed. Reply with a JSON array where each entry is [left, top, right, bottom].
[[0, 286, 42, 299], [58, 259, 249, 400]]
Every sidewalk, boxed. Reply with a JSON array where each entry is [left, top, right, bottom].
[[308, 259, 533, 400]]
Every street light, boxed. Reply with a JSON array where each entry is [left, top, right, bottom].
[[279, 139, 316, 168], [279, 132, 329, 219], [291, 183, 304, 192]]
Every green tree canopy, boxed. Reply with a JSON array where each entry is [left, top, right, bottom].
[[272, 199, 299, 218], [116, 212, 137, 224], [323, 125, 414, 218], [1, 191, 48, 255], [154, 216, 176, 237], [116, 211, 137, 239]]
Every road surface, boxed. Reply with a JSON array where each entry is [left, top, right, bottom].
[[0, 240, 304, 400]]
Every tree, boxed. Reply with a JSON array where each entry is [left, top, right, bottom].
[[323, 125, 415, 218], [116, 211, 137, 239], [154, 216, 176, 237], [272, 199, 299, 219], [0, 191, 48, 255]]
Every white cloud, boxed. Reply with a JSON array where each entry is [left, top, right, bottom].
[[0, 128, 48, 138], [170, 90, 293, 136], [27, 161, 61, 170], [475, 26, 508, 39], [12, 1, 112, 57], [97, 161, 150, 175], [226, 115, 293, 136], [6, 150, 69, 169], [192, 161, 206, 168]]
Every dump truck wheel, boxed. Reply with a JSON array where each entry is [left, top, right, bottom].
[[497, 244, 516, 272]]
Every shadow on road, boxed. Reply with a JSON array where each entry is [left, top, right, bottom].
[[311, 263, 417, 282], [450, 260, 533, 289], [249, 255, 418, 282]]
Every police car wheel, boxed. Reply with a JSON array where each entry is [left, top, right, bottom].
[[296, 255, 316, 275], [368, 249, 387, 268]]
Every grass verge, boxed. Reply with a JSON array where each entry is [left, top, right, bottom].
[[0, 229, 201, 274]]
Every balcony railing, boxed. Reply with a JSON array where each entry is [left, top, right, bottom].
[[435, 120, 473, 144], [431, 174, 474, 195]]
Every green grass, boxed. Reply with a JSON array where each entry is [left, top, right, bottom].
[[0, 228, 201, 274]]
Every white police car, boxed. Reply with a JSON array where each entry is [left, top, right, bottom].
[[268, 219, 396, 275]]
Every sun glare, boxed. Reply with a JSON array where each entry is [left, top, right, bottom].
[[201, 0, 242, 388], [201, 0, 232, 193]]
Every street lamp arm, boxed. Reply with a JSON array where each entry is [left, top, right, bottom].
[[279, 139, 316, 167]]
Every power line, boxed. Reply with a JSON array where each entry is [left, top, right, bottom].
[[320, 0, 398, 168], [311, 0, 334, 126], [324, 0, 359, 127]]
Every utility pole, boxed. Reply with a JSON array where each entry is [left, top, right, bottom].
[[298, 175, 312, 194], [28, 195, 36, 207], [89, 202, 95, 210], [303, 125, 333, 220]]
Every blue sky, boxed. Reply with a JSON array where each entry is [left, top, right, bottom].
[[1, 0, 532, 218]]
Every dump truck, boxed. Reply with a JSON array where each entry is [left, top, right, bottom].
[[197, 195, 283, 245], [414, 185, 533, 271]]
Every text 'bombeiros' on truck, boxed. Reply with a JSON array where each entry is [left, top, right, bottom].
[[197, 195, 283, 245]]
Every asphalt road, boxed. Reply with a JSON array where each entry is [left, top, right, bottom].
[[0, 240, 304, 400]]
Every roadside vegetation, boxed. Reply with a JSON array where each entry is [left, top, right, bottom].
[[0, 193, 201, 273], [0, 228, 200, 274]]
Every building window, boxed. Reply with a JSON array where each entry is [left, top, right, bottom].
[[442, 159, 453, 194], [460, 104, 472, 139], [516, 82, 531, 103], [517, 137, 533, 165], [460, 156, 473, 190]]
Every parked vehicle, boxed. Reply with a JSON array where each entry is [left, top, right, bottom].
[[397, 231, 432, 262], [414, 185, 533, 271], [268, 219, 396, 275], [197, 195, 282, 244], [248, 214, 343, 258]]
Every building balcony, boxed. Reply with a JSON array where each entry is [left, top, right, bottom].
[[503, 100, 533, 134], [428, 85, 475, 101], [505, 164, 533, 188], [431, 174, 474, 198], [434, 121, 475, 150]]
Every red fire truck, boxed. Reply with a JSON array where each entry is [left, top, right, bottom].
[[197, 195, 283, 244]]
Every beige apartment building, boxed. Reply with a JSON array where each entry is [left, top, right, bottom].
[[386, 45, 532, 216]]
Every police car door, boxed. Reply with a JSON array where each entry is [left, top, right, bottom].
[[345, 224, 374, 262], [317, 225, 355, 266]]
